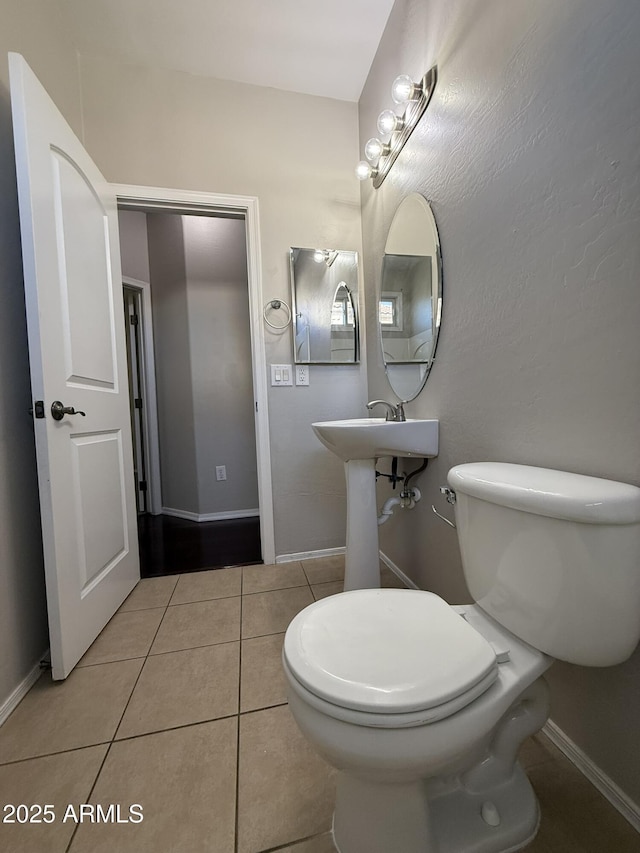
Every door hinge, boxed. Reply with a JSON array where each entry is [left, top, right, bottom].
[[139, 481, 148, 492], [134, 398, 143, 409], [130, 314, 139, 326]]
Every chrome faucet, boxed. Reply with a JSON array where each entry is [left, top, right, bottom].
[[366, 400, 406, 422]]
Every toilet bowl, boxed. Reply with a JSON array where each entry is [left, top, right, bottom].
[[283, 463, 640, 853], [284, 590, 551, 853]]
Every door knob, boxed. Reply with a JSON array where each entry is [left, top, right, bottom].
[[51, 401, 86, 420]]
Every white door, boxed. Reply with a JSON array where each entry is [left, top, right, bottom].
[[9, 53, 140, 679]]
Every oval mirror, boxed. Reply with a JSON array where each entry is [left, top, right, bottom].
[[379, 194, 442, 401], [330, 281, 358, 362]]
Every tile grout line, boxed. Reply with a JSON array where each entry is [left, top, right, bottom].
[[234, 568, 245, 853], [75, 655, 147, 670], [241, 583, 309, 597], [106, 710, 243, 743], [64, 737, 114, 853], [0, 741, 113, 769], [240, 701, 287, 717], [235, 569, 315, 853], [110, 590, 176, 737], [64, 586, 176, 853], [258, 830, 332, 853]]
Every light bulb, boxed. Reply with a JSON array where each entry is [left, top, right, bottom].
[[377, 109, 403, 136], [364, 137, 389, 162], [313, 249, 326, 263], [391, 74, 421, 104], [355, 160, 373, 181]]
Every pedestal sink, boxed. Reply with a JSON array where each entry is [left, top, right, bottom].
[[312, 418, 439, 590]]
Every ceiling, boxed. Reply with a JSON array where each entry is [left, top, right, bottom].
[[59, 0, 396, 102]]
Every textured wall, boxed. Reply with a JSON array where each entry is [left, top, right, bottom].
[[78, 56, 367, 556], [0, 1, 82, 710], [360, 0, 640, 804]]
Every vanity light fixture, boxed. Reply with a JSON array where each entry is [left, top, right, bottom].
[[391, 73, 423, 104], [377, 109, 404, 136], [356, 65, 437, 189], [313, 248, 339, 267], [364, 137, 390, 163], [355, 160, 378, 181]]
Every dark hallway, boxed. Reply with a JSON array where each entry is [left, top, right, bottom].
[[138, 514, 262, 577]]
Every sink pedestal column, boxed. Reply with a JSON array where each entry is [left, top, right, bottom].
[[344, 459, 380, 590]]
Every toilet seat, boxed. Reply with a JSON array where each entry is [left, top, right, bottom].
[[284, 589, 499, 726]]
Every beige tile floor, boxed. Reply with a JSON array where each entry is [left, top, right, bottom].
[[0, 556, 637, 852]]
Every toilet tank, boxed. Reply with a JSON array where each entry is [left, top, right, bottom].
[[448, 463, 640, 667]]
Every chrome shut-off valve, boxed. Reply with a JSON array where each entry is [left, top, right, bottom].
[[432, 486, 457, 528]]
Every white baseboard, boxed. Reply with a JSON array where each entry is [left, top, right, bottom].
[[0, 652, 49, 727], [542, 720, 640, 833], [379, 551, 419, 589], [162, 507, 259, 523], [276, 546, 346, 564], [276, 548, 417, 585]]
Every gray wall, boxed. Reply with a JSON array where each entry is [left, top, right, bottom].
[[360, 0, 640, 805], [142, 212, 258, 517], [0, 1, 83, 709], [184, 214, 258, 516], [118, 208, 151, 282], [146, 214, 200, 514]]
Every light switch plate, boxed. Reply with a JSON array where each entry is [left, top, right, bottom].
[[271, 364, 293, 386]]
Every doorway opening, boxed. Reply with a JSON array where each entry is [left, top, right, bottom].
[[115, 185, 275, 575]]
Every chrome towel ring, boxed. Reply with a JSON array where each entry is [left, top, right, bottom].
[[263, 299, 292, 330]]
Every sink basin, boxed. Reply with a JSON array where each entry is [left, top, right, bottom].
[[312, 417, 439, 462]]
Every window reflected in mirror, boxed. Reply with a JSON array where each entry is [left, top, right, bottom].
[[380, 255, 433, 362]]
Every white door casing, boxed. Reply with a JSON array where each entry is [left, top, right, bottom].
[[122, 276, 163, 516], [10, 53, 139, 679], [115, 186, 276, 565]]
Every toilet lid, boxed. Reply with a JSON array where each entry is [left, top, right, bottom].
[[284, 589, 499, 715]]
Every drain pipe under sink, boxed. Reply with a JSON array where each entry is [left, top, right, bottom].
[[377, 487, 422, 525]]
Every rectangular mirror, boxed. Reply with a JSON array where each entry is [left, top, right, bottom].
[[290, 247, 359, 364]]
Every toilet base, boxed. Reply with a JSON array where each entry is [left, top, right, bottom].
[[332, 762, 539, 853]]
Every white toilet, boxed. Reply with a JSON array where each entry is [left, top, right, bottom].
[[283, 463, 640, 853]]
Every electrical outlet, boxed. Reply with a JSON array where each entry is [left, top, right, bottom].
[[215, 465, 227, 481], [295, 365, 309, 386]]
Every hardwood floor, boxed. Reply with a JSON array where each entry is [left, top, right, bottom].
[[138, 513, 262, 577]]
